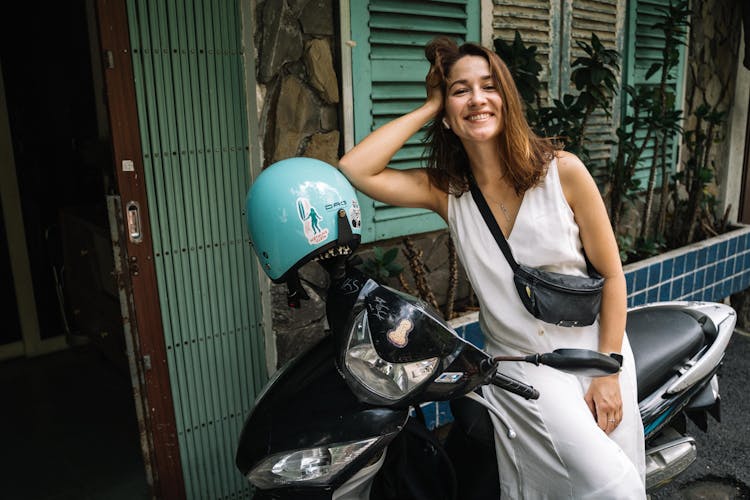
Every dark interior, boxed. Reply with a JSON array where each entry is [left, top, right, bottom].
[[0, 1, 148, 497]]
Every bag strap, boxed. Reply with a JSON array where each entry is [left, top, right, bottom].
[[468, 176, 601, 278], [468, 176, 520, 272]]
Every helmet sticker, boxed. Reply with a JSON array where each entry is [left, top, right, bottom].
[[386, 318, 413, 348], [297, 197, 330, 245], [349, 199, 361, 229]]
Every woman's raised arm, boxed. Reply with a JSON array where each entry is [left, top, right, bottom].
[[337, 82, 448, 219]]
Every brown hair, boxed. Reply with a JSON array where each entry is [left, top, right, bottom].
[[423, 37, 555, 196]]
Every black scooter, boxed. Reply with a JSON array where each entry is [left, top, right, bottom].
[[236, 260, 735, 499]]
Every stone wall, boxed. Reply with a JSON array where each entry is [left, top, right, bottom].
[[256, 0, 340, 167], [682, 0, 743, 209], [254, 0, 341, 366]]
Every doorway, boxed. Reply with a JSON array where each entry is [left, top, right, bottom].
[[0, 1, 149, 498]]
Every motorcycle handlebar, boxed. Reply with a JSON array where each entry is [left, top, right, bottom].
[[491, 372, 540, 400]]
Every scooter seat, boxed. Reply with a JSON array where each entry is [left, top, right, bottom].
[[626, 308, 706, 400]]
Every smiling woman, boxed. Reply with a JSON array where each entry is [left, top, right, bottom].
[[337, 36, 647, 498], [443, 57, 504, 143]]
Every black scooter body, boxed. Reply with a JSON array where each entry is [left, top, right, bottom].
[[236, 260, 733, 497], [235, 334, 408, 493]]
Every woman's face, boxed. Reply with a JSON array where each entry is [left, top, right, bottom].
[[443, 55, 504, 144]]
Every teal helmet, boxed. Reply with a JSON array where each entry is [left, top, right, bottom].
[[245, 157, 362, 283]]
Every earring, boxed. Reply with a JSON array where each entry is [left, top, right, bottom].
[[442, 118, 450, 130]]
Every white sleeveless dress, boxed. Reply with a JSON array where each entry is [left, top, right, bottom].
[[448, 158, 646, 499]]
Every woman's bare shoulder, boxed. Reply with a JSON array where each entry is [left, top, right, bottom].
[[555, 150, 592, 183], [554, 150, 598, 207], [555, 150, 587, 171]]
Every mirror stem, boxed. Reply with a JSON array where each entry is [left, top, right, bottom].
[[492, 354, 541, 365]]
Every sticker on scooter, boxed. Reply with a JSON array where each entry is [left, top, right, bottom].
[[387, 318, 413, 348], [435, 372, 464, 384], [349, 200, 361, 229], [297, 197, 329, 245]]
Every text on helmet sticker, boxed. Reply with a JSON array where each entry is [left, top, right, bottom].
[[297, 197, 329, 245]]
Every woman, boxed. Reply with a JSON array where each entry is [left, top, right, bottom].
[[338, 37, 646, 498]]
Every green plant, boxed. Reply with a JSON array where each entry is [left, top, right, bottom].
[[606, 84, 654, 231], [562, 33, 620, 158], [494, 0, 741, 268], [496, 32, 620, 167], [355, 246, 403, 282], [639, 0, 690, 242], [669, 104, 728, 247], [496, 11, 694, 264], [494, 32, 544, 114]]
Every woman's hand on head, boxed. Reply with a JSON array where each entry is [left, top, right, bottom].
[[425, 66, 444, 113]]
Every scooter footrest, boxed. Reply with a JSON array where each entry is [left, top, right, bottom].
[[645, 436, 696, 492]]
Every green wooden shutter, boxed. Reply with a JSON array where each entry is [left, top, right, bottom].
[[563, 0, 623, 173], [492, 0, 624, 174], [126, 1, 264, 498], [350, 0, 480, 243], [493, 0, 560, 102], [623, 0, 687, 186]]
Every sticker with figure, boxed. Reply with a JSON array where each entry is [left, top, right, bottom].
[[349, 200, 361, 229], [297, 197, 329, 245], [386, 318, 413, 348]]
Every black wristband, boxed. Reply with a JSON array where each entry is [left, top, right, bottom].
[[609, 352, 624, 367]]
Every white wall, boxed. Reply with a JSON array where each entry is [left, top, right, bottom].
[[723, 24, 750, 223]]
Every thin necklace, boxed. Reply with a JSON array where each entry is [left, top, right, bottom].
[[497, 201, 513, 223], [484, 192, 515, 223]]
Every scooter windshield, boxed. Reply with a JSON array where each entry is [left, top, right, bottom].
[[341, 280, 464, 405], [360, 281, 460, 362]]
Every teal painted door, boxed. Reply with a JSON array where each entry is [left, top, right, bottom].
[[125, 1, 264, 498], [349, 0, 480, 243]]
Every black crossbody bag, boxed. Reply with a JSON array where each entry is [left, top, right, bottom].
[[468, 178, 604, 327]]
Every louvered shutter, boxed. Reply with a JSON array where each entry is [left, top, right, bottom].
[[563, 0, 623, 175], [623, 0, 687, 185], [492, 0, 624, 175], [492, 0, 559, 102], [350, 0, 480, 243]]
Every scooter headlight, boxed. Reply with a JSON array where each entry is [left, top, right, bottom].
[[344, 309, 439, 401], [247, 437, 378, 489]]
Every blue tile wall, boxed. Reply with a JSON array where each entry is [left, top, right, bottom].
[[623, 226, 750, 305], [697, 248, 707, 268], [648, 263, 661, 286], [674, 254, 686, 275], [634, 268, 648, 290], [423, 226, 750, 430], [707, 244, 717, 263], [658, 283, 671, 301], [625, 272, 635, 293]]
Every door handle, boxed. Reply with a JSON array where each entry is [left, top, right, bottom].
[[126, 201, 143, 243]]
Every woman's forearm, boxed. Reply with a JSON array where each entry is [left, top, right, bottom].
[[597, 273, 627, 354], [338, 101, 440, 185]]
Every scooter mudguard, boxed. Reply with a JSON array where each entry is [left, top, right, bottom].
[[236, 334, 408, 490]]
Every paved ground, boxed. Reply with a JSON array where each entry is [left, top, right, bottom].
[[652, 330, 750, 499]]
